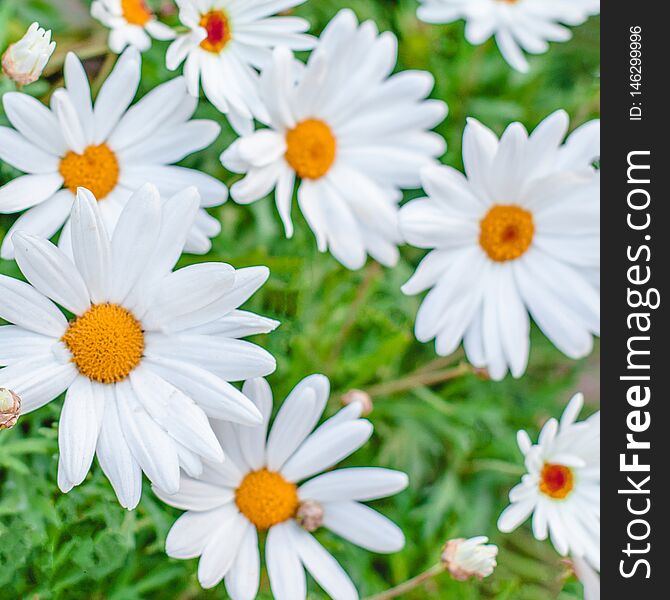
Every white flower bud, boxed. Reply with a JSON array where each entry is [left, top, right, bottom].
[[296, 500, 324, 532], [2, 22, 56, 85], [0, 388, 21, 430], [341, 389, 373, 416], [441, 537, 498, 581]]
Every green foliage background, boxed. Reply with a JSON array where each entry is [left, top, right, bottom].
[[0, 1, 600, 598]]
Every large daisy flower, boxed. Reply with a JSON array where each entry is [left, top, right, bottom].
[[156, 375, 408, 598], [400, 111, 600, 380], [0, 185, 278, 509], [221, 9, 447, 270], [0, 47, 228, 259], [498, 393, 600, 570], [417, 0, 600, 73], [166, 0, 314, 135], [91, 0, 176, 53]]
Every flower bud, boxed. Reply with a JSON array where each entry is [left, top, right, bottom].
[[341, 389, 373, 416], [441, 537, 498, 581], [0, 388, 21, 430], [2, 22, 56, 86], [296, 500, 324, 532]]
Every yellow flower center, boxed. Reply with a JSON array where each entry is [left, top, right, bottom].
[[199, 10, 232, 53], [61, 304, 144, 384], [235, 468, 299, 530], [479, 204, 534, 262], [59, 144, 120, 201], [285, 119, 337, 180], [121, 0, 153, 26], [539, 463, 574, 500]]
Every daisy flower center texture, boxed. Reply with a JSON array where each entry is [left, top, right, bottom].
[[539, 463, 574, 500], [234, 468, 299, 530], [199, 10, 232, 53], [479, 204, 534, 262], [58, 144, 120, 200], [285, 119, 337, 180], [121, 0, 152, 26], [61, 303, 144, 384]]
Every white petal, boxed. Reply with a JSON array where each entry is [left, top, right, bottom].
[[0, 355, 77, 413], [323, 501, 405, 553], [70, 188, 112, 303], [115, 379, 181, 494], [0, 275, 67, 336], [2, 92, 67, 155], [0, 326, 55, 366], [266, 522, 306, 600], [94, 47, 141, 143], [144, 333, 276, 381], [165, 504, 235, 559], [198, 511, 248, 589], [293, 525, 358, 600], [497, 499, 536, 533], [58, 377, 104, 488], [0, 127, 59, 173], [13, 233, 91, 315], [96, 387, 143, 509], [266, 387, 318, 471], [236, 377, 273, 470], [281, 420, 373, 482], [153, 476, 234, 511], [299, 468, 408, 503], [144, 355, 262, 425], [0, 173, 64, 213], [225, 524, 261, 600], [141, 263, 236, 332]]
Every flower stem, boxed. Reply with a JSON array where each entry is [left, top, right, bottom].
[[364, 362, 475, 398], [364, 563, 446, 600]]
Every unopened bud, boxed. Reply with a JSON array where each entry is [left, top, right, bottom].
[[441, 537, 498, 581], [2, 22, 55, 86], [0, 388, 21, 430], [296, 500, 324, 532], [341, 389, 373, 416]]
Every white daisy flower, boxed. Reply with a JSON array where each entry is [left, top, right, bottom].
[[91, 0, 176, 53], [166, 0, 314, 135], [0, 185, 279, 509], [156, 375, 408, 598], [498, 393, 600, 569], [400, 111, 600, 380], [416, 0, 600, 73], [573, 555, 600, 600], [1, 22, 56, 86], [221, 9, 447, 270], [0, 47, 228, 260], [441, 536, 498, 581]]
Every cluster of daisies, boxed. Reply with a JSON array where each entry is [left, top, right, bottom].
[[0, 1, 600, 599]]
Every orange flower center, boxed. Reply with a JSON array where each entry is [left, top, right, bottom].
[[199, 10, 232, 53], [121, 0, 152, 26], [479, 204, 534, 262], [539, 463, 574, 500], [62, 304, 144, 384], [59, 144, 120, 201], [285, 119, 337, 180], [235, 468, 299, 530]]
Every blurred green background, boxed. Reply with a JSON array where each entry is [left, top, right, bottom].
[[0, 0, 600, 598]]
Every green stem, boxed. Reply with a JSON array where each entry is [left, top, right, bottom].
[[364, 563, 446, 600]]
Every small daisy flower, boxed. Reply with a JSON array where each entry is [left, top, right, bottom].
[[441, 536, 498, 581], [222, 9, 447, 270], [1, 22, 55, 86], [156, 375, 408, 597], [0, 47, 227, 259], [91, 0, 176, 53], [417, 0, 600, 73], [166, 0, 314, 135], [0, 185, 278, 509], [400, 111, 600, 380], [498, 393, 600, 569], [573, 555, 600, 600]]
